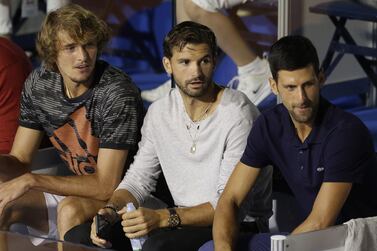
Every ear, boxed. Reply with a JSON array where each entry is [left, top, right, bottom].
[[318, 69, 326, 88], [269, 77, 279, 96], [162, 57, 172, 75]]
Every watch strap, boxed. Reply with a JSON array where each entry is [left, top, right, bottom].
[[167, 208, 181, 228], [103, 203, 118, 214]]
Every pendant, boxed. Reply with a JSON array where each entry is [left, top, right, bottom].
[[190, 143, 197, 154]]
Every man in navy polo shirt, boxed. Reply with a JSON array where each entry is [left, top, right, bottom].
[[206, 35, 377, 251]]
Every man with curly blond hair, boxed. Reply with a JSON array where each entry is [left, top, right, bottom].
[[0, 4, 143, 245]]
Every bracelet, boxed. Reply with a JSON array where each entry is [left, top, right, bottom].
[[103, 204, 118, 214]]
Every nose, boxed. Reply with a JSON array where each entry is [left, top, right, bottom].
[[191, 63, 203, 78], [77, 46, 88, 61], [297, 86, 308, 103]]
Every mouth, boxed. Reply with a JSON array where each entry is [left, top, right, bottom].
[[187, 78, 205, 85], [295, 105, 311, 113], [75, 64, 91, 73], [189, 81, 204, 85], [76, 64, 89, 69]]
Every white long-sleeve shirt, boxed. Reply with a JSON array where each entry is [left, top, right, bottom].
[[117, 88, 272, 218]]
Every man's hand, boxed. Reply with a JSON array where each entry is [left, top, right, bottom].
[[292, 182, 352, 234], [90, 208, 118, 248], [119, 207, 165, 239], [0, 173, 32, 215]]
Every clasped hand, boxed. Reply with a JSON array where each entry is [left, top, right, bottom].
[[91, 207, 161, 248]]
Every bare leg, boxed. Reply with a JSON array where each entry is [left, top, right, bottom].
[[0, 190, 48, 234], [176, 0, 190, 22], [46, 0, 70, 12], [183, 0, 257, 66], [57, 196, 106, 240]]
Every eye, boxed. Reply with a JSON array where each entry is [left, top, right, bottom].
[[304, 82, 315, 88], [64, 45, 76, 52], [179, 59, 190, 65], [85, 42, 97, 49], [286, 85, 295, 91], [201, 57, 211, 64]]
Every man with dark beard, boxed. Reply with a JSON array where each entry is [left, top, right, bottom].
[[65, 21, 272, 251], [208, 35, 377, 251]]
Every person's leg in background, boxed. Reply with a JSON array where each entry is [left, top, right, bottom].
[[0, 0, 69, 40], [46, 0, 70, 13], [185, 0, 259, 70], [140, 0, 190, 103], [142, 0, 272, 105], [0, 0, 12, 39], [185, 0, 272, 106]]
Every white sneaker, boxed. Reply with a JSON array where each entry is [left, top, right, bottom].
[[227, 59, 272, 105], [141, 79, 172, 102]]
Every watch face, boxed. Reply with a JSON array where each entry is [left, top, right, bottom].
[[168, 209, 181, 228], [169, 214, 180, 227]]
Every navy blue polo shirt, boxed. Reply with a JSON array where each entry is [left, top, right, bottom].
[[241, 97, 377, 223]]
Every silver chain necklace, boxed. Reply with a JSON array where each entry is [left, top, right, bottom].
[[185, 100, 214, 154]]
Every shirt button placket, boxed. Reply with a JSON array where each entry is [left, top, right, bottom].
[[298, 149, 304, 170]]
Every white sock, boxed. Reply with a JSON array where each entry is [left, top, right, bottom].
[[237, 57, 267, 76]]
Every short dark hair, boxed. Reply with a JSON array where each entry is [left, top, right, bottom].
[[268, 35, 320, 80], [163, 21, 217, 59]]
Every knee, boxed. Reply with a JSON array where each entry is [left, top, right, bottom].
[[57, 197, 83, 223], [57, 197, 85, 235]]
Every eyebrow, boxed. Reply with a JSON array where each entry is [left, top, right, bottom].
[[282, 77, 317, 86], [176, 54, 211, 61], [61, 42, 77, 48]]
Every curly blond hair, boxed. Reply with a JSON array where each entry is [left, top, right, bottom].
[[36, 4, 110, 71]]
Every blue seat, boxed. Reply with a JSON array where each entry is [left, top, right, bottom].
[[352, 107, 377, 150], [101, 1, 173, 92], [309, 1, 377, 106]]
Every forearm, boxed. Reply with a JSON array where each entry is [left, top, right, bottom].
[[213, 197, 239, 251], [175, 202, 214, 227], [291, 213, 335, 235], [0, 154, 29, 176], [292, 183, 352, 235], [107, 189, 139, 210], [25, 173, 117, 201], [147, 202, 214, 230], [118, 201, 213, 238]]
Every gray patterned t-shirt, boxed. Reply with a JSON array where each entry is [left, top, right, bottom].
[[20, 60, 143, 175]]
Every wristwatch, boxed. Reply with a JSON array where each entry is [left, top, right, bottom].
[[167, 208, 181, 229]]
